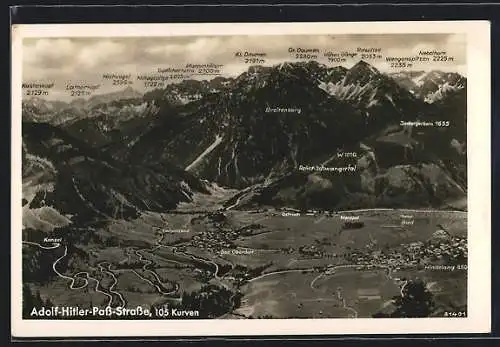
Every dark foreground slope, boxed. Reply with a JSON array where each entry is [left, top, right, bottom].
[[22, 121, 208, 227]]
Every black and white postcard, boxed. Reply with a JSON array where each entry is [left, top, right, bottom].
[[11, 21, 491, 337]]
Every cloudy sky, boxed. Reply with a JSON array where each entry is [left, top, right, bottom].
[[22, 34, 466, 101]]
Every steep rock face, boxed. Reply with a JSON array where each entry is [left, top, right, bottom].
[[63, 100, 160, 150], [22, 122, 208, 228], [129, 62, 371, 188], [317, 62, 431, 142], [234, 76, 466, 210], [124, 60, 467, 210], [390, 70, 466, 103], [22, 60, 467, 212]]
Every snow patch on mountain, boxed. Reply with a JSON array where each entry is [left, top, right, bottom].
[[424, 82, 463, 103], [385, 93, 396, 107], [390, 70, 466, 103], [318, 80, 372, 101], [185, 135, 224, 171], [413, 71, 429, 87]]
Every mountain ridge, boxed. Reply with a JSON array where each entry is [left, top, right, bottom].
[[22, 121, 209, 231], [22, 60, 467, 212]]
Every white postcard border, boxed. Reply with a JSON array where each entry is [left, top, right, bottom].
[[11, 21, 491, 337]]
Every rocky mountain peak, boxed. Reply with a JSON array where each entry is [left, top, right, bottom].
[[344, 60, 382, 85]]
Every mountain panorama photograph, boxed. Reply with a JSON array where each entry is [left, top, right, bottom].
[[21, 33, 467, 320]]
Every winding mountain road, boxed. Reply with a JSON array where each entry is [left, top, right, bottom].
[[132, 249, 179, 295], [24, 241, 116, 306], [98, 262, 126, 307], [171, 246, 229, 289], [224, 186, 254, 211]]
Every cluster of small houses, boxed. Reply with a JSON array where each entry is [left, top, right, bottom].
[[185, 209, 465, 277], [296, 233, 466, 272]]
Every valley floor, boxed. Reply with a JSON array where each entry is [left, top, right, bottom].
[[22, 196, 468, 319]]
